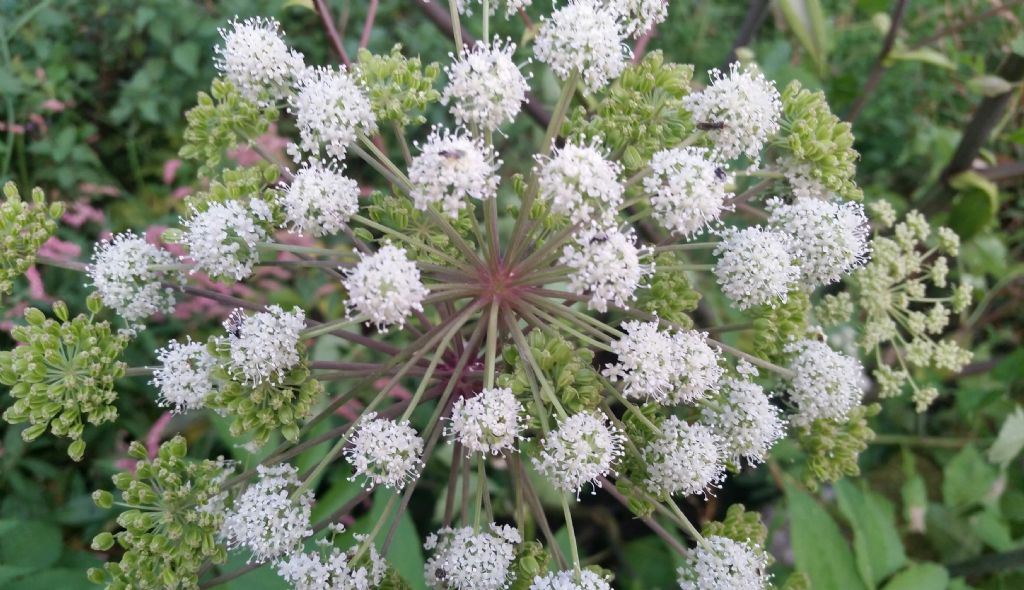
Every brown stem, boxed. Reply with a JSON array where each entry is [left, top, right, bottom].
[[723, 0, 771, 68], [314, 0, 352, 67], [844, 0, 910, 124], [359, 0, 379, 50], [599, 477, 690, 557]]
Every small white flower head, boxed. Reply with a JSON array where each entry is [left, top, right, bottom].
[[456, 0, 532, 17], [221, 463, 314, 563], [181, 200, 268, 281], [603, 320, 724, 405], [223, 305, 305, 385], [151, 338, 217, 412], [642, 415, 725, 498], [443, 39, 531, 130], [87, 231, 180, 327], [644, 147, 733, 237], [766, 196, 870, 287], [277, 545, 387, 590], [700, 373, 786, 466], [677, 536, 769, 590], [289, 66, 377, 161], [713, 226, 798, 310], [784, 339, 864, 426], [537, 140, 624, 225], [342, 243, 429, 330], [605, 0, 670, 38], [424, 524, 521, 590], [534, 0, 631, 93], [781, 156, 829, 200], [529, 569, 613, 590], [560, 226, 652, 312], [214, 17, 305, 105], [345, 412, 424, 490], [683, 63, 782, 161], [278, 160, 360, 237], [408, 127, 501, 218], [534, 412, 624, 497], [448, 387, 526, 455]]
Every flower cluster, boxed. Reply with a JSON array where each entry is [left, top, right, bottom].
[[676, 535, 769, 590], [88, 231, 181, 329], [424, 524, 521, 590], [345, 412, 425, 490], [0, 181, 63, 297], [448, 386, 526, 455], [221, 463, 314, 563], [534, 1, 630, 93], [534, 412, 624, 495]]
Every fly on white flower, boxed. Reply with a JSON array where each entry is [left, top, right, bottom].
[[408, 127, 501, 218]]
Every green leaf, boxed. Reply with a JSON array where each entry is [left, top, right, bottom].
[[949, 172, 1000, 240], [966, 75, 1014, 97], [943, 446, 999, 511], [969, 507, 1015, 552], [881, 563, 949, 590], [777, 0, 830, 75], [886, 47, 957, 70], [6, 568, 92, 590], [786, 483, 865, 590], [0, 520, 62, 569], [171, 43, 201, 76], [988, 406, 1024, 468], [835, 479, 908, 587]]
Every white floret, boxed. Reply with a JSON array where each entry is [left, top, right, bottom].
[[222, 305, 305, 385], [766, 196, 870, 287], [215, 17, 305, 105], [151, 338, 217, 412], [448, 387, 526, 455], [537, 140, 624, 225], [345, 412, 425, 490], [642, 415, 725, 498], [424, 524, 521, 590], [677, 536, 769, 590], [220, 463, 314, 563], [534, 0, 631, 93], [644, 147, 732, 237], [180, 200, 268, 281], [443, 39, 531, 130], [713, 226, 798, 310], [560, 226, 652, 312], [408, 127, 501, 218], [87, 231, 180, 328], [342, 244, 429, 330], [534, 412, 624, 497], [278, 160, 360, 237], [784, 339, 864, 426], [289, 66, 377, 161]]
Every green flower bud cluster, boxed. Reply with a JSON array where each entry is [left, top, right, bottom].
[[355, 45, 441, 127], [797, 403, 880, 490], [775, 81, 863, 201], [0, 181, 64, 298], [364, 191, 477, 265], [1, 295, 129, 461], [702, 504, 769, 558], [88, 436, 232, 590], [820, 208, 973, 411], [635, 253, 701, 328], [508, 541, 551, 590], [564, 52, 694, 170], [206, 342, 322, 446], [498, 330, 603, 421], [751, 289, 809, 364], [180, 79, 279, 179], [184, 161, 281, 216]]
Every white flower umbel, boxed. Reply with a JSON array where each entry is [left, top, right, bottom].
[[605, 0, 670, 38], [603, 321, 724, 405], [534, 0, 630, 93], [683, 63, 782, 162], [221, 463, 314, 563], [214, 17, 305, 105], [642, 415, 725, 498], [530, 569, 613, 590], [345, 412, 425, 490], [537, 140, 624, 225], [677, 536, 769, 590], [560, 226, 651, 313], [534, 412, 624, 496], [700, 372, 785, 466], [448, 387, 526, 455], [278, 160, 360, 237], [180, 200, 267, 281], [87, 231, 179, 327], [424, 524, 521, 590], [713, 226, 798, 310], [277, 544, 387, 590], [766, 196, 870, 288], [289, 66, 377, 161], [443, 39, 530, 130], [785, 339, 864, 426], [408, 127, 501, 218], [342, 243, 429, 330], [151, 338, 217, 412], [223, 305, 305, 385], [781, 156, 829, 200], [644, 147, 732, 238]]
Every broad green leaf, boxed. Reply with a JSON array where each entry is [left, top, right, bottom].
[[949, 174, 999, 240], [886, 47, 957, 70], [835, 479, 907, 587], [778, 0, 830, 75], [881, 563, 949, 590], [171, 42, 201, 76], [0, 520, 62, 569], [943, 445, 999, 511], [621, 536, 678, 589], [6, 568, 91, 590], [785, 483, 865, 590], [970, 507, 1015, 552], [220, 551, 287, 590], [988, 406, 1024, 467]]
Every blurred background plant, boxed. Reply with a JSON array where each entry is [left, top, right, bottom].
[[1, 0, 1023, 588]]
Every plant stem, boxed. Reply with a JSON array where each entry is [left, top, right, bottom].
[[484, 302, 500, 389], [561, 495, 582, 579], [299, 315, 366, 338]]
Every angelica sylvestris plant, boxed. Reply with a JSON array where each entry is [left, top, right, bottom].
[[0, 3, 978, 589]]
